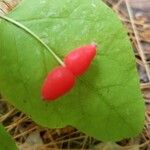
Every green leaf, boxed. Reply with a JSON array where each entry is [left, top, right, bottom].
[[0, 0, 145, 141], [0, 124, 18, 150]]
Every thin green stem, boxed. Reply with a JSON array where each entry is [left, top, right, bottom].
[[0, 14, 65, 67]]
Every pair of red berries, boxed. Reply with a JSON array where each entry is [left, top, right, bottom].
[[41, 44, 97, 101]]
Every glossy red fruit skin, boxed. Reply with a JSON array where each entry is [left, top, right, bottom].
[[64, 44, 96, 76], [42, 67, 75, 101]]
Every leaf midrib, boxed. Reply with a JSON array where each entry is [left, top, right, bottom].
[[13, 16, 103, 23]]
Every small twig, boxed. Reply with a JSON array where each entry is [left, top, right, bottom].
[[44, 136, 86, 147], [113, 0, 124, 10], [125, 0, 150, 81], [141, 83, 150, 90], [81, 136, 88, 149], [13, 126, 37, 139], [0, 108, 15, 122], [136, 58, 144, 66], [6, 116, 28, 131], [139, 140, 150, 148], [46, 129, 59, 149]]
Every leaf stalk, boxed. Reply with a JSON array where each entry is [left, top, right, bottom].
[[0, 14, 65, 67]]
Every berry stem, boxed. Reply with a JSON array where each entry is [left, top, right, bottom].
[[0, 14, 65, 67]]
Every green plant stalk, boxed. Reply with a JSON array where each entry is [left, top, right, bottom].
[[0, 14, 65, 67]]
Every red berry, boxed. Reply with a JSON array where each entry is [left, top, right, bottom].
[[42, 67, 75, 101], [64, 44, 97, 76]]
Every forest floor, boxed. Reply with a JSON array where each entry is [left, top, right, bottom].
[[0, 0, 150, 149]]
